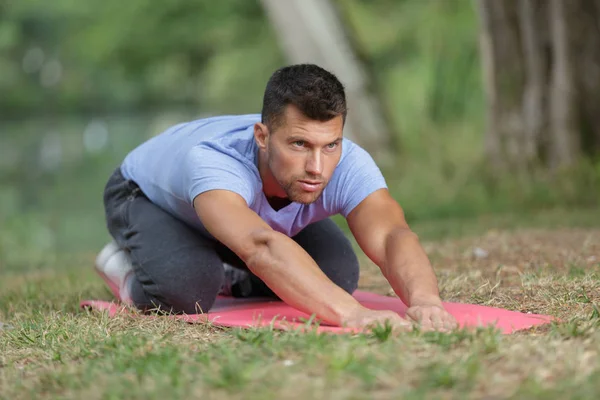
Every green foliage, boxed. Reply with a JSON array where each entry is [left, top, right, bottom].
[[341, 0, 483, 126], [0, 0, 598, 258], [1, 0, 283, 115]]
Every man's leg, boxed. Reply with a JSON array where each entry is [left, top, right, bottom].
[[291, 218, 360, 294], [101, 167, 227, 314]]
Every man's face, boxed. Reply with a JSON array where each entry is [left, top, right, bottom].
[[258, 105, 344, 205]]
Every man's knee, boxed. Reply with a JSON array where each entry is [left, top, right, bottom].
[[294, 219, 360, 294], [334, 248, 360, 295], [163, 288, 220, 314], [327, 223, 360, 276], [314, 230, 360, 294], [129, 270, 223, 315]]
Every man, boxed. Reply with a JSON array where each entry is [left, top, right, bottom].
[[96, 64, 457, 332]]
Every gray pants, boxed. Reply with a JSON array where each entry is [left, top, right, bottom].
[[102, 167, 360, 314]]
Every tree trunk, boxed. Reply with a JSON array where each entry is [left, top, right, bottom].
[[548, 0, 579, 168], [476, 0, 502, 170], [476, 0, 527, 171], [518, 0, 548, 165], [573, 0, 600, 156], [260, 0, 393, 163], [476, 0, 600, 173]]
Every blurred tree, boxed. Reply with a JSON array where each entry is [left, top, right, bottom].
[[477, 0, 600, 173]]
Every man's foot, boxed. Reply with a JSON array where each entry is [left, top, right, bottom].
[[95, 241, 134, 304], [220, 263, 253, 297]]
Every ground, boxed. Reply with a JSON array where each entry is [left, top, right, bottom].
[[1, 209, 600, 399]]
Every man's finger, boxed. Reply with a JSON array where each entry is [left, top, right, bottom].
[[395, 315, 414, 328], [390, 317, 413, 332], [417, 314, 436, 332], [406, 308, 422, 322], [430, 312, 445, 330], [443, 313, 458, 331]]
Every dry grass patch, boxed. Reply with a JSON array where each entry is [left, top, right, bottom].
[[359, 228, 600, 320], [2, 225, 600, 399]]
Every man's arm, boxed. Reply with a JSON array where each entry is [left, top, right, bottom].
[[346, 188, 457, 331], [193, 189, 411, 330]]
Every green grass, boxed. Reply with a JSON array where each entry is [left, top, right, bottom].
[[2, 209, 600, 399]]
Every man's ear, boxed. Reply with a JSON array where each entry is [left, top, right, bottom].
[[253, 122, 269, 150]]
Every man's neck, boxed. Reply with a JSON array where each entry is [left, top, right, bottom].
[[257, 150, 291, 210], [257, 150, 281, 197]]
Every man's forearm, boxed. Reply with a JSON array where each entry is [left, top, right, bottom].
[[245, 230, 365, 326], [382, 228, 442, 307]]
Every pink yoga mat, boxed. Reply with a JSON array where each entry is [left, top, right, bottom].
[[80, 290, 554, 334]]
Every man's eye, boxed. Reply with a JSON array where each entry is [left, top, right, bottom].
[[293, 141, 305, 147], [327, 142, 338, 149]]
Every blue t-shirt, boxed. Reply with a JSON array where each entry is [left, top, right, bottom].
[[120, 114, 387, 238]]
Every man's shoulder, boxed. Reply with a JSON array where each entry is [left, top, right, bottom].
[[186, 119, 260, 183], [179, 113, 258, 158], [327, 138, 383, 190], [322, 138, 386, 217], [185, 113, 261, 131], [337, 138, 376, 167]]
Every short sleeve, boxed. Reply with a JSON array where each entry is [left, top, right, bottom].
[[183, 145, 258, 206], [326, 143, 388, 217]]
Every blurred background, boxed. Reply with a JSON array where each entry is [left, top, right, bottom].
[[1, 0, 599, 271]]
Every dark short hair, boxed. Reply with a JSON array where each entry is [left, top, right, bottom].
[[261, 64, 347, 131]]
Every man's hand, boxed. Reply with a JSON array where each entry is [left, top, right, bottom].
[[343, 307, 413, 332], [406, 304, 458, 332]]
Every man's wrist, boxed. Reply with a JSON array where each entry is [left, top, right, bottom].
[[336, 301, 369, 327], [408, 293, 443, 308]]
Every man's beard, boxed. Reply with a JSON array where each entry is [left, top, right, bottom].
[[269, 164, 326, 205], [281, 177, 326, 204], [267, 148, 327, 204]]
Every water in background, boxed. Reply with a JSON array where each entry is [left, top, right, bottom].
[[0, 111, 202, 260]]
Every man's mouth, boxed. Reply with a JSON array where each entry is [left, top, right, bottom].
[[297, 179, 323, 192]]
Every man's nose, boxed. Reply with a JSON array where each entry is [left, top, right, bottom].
[[305, 150, 323, 176]]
